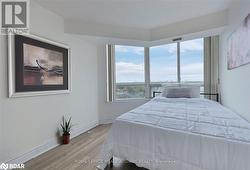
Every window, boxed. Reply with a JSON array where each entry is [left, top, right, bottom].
[[150, 43, 177, 95], [149, 38, 204, 95], [107, 37, 205, 101], [114, 45, 145, 99], [180, 38, 204, 83], [180, 38, 204, 91], [150, 44, 178, 83]]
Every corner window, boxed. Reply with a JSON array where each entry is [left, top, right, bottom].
[[150, 43, 177, 95], [180, 38, 204, 91], [149, 38, 204, 95], [114, 45, 145, 99], [180, 38, 204, 83], [106, 37, 205, 101]]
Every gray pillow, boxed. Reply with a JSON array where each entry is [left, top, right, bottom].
[[162, 86, 200, 98]]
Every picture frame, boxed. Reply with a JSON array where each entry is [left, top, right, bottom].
[[8, 32, 71, 98], [227, 12, 250, 70]]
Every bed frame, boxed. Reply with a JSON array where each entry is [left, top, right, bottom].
[[152, 91, 219, 102], [110, 158, 113, 168]]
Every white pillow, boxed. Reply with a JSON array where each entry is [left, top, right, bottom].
[[162, 86, 200, 98]]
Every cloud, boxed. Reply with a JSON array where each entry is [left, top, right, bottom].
[[116, 62, 144, 82], [116, 61, 203, 83], [150, 38, 203, 54], [115, 38, 203, 57], [115, 45, 144, 55], [151, 63, 203, 82], [115, 45, 129, 53], [183, 63, 203, 72], [180, 39, 203, 52], [151, 43, 177, 54]]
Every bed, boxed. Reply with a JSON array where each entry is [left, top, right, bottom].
[[97, 97, 250, 170]]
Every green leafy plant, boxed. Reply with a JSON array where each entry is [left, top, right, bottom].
[[61, 116, 72, 135]]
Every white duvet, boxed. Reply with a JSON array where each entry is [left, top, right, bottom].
[[98, 97, 250, 170]]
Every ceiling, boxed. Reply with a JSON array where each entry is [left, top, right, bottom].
[[35, 0, 232, 29]]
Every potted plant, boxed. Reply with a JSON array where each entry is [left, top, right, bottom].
[[61, 116, 72, 144]]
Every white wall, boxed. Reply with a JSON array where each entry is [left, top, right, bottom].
[[0, 1, 99, 163], [0, 35, 3, 160], [0, 93, 3, 162], [97, 45, 148, 124], [220, 0, 250, 121]]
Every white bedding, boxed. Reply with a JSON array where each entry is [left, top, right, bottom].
[[98, 97, 250, 170]]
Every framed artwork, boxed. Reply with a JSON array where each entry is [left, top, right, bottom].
[[8, 33, 71, 97], [227, 13, 250, 70]]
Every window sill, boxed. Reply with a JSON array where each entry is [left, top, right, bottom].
[[108, 98, 150, 103]]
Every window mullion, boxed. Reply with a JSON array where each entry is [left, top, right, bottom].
[[144, 47, 150, 98], [111, 45, 116, 100], [106, 45, 115, 102], [177, 42, 181, 83]]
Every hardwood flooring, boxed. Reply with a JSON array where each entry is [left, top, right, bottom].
[[25, 124, 146, 170]]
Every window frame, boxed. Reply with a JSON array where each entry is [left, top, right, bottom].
[[112, 45, 148, 100], [179, 38, 204, 84], [107, 38, 204, 101]]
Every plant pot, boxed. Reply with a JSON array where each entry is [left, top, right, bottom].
[[62, 134, 70, 144]]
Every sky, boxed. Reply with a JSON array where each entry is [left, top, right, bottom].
[[115, 38, 204, 83]]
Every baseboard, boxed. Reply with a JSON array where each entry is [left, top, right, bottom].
[[6, 120, 99, 164], [99, 113, 123, 124], [99, 118, 114, 124]]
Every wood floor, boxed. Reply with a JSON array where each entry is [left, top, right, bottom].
[[25, 124, 146, 170]]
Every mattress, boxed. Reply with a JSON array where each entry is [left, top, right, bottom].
[[98, 97, 250, 170]]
